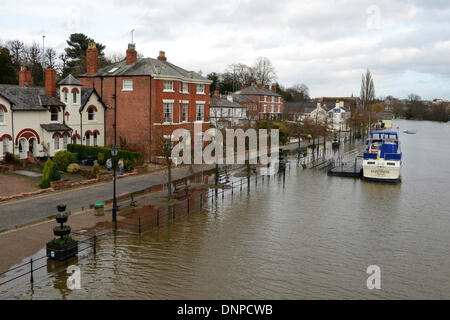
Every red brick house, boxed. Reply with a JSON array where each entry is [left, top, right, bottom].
[[233, 82, 284, 121], [78, 42, 211, 161]]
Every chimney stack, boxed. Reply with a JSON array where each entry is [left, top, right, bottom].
[[271, 83, 276, 93], [227, 92, 233, 102], [126, 43, 137, 65], [19, 63, 32, 86], [243, 82, 248, 88], [214, 90, 220, 97], [86, 42, 98, 75], [257, 81, 263, 89], [264, 83, 269, 90], [157, 50, 167, 61], [45, 68, 56, 97]]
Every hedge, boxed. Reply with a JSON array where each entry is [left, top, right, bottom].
[[67, 144, 143, 165]]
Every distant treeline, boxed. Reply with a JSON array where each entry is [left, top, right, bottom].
[[389, 95, 449, 122]]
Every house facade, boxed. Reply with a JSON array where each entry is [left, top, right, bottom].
[[233, 82, 283, 121], [78, 42, 212, 161], [0, 66, 105, 160], [210, 91, 248, 129]]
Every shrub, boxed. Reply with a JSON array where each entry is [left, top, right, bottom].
[[90, 163, 100, 178], [97, 152, 105, 165], [3, 152, 14, 163], [50, 163, 61, 181], [124, 159, 134, 172], [40, 158, 53, 188], [53, 150, 75, 172], [67, 163, 80, 173], [67, 144, 143, 165]]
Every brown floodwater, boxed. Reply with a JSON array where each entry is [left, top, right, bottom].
[[3, 119, 450, 299]]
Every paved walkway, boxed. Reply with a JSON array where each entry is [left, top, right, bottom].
[[0, 164, 214, 233]]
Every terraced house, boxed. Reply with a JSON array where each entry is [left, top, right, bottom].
[[78, 42, 212, 161], [0, 66, 105, 160]]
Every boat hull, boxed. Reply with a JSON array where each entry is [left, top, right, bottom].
[[362, 159, 401, 182]]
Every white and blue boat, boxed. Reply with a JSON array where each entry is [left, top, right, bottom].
[[362, 130, 402, 182]]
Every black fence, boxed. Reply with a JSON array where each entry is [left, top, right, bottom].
[[0, 164, 290, 296]]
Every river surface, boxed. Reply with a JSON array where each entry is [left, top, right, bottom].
[[4, 119, 450, 299]]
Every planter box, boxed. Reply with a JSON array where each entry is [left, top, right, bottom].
[[46, 240, 78, 261]]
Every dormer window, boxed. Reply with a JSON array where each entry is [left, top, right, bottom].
[[51, 107, 58, 122]]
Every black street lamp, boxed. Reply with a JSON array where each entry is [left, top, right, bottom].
[[111, 145, 118, 229]]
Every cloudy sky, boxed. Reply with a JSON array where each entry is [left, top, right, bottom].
[[1, 0, 450, 99]]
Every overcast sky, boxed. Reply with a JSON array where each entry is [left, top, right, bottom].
[[1, 0, 450, 99]]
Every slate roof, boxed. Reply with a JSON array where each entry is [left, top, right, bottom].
[[232, 94, 255, 103], [40, 123, 72, 132], [79, 58, 211, 83], [284, 102, 315, 114], [234, 85, 281, 97], [59, 74, 82, 86], [0, 85, 64, 111], [210, 96, 246, 108]]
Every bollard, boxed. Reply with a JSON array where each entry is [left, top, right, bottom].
[[93, 234, 97, 254], [30, 258, 34, 283]]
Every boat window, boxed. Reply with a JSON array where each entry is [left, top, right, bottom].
[[367, 161, 376, 165], [387, 162, 396, 166]]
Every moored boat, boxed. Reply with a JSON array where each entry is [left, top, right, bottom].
[[362, 130, 402, 182]]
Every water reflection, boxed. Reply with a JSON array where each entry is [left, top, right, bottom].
[[5, 120, 450, 299]]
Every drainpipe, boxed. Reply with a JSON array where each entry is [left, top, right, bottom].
[[80, 110, 83, 146], [101, 77, 105, 146], [11, 106, 15, 157], [149, 75, 152, 161]]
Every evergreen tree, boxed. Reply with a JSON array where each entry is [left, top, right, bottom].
[[0, 47, 17, 84], [63, 33, 105, 77]]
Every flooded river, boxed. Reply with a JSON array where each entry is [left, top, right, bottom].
[[4, 119, 450, 299]]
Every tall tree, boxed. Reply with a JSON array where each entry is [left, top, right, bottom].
[[253, 57, 277, 84], [207, 72, 219, 96], [360, 68, 375, 111], [44, 48, 58, 69], [0, 47, 17, 84], [63, 33, 105, 77], [24, 42, 44, 86], [6, 40, 25, 64]]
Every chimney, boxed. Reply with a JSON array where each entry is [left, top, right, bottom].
[[86, 42, 98, 75], [271, 83, 276, 92], [257, 81, 263, 89], [243, 82, 248, 88], [126, 43, 137, 65], [264, 83, 269, 90], [157, 50, 167, 61], [45, 68, 56, 97], [19, 63, 32, 86], [227, 92, 233, 102], [213, 90, 220, 97]]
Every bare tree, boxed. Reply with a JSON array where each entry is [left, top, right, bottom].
[[107, 51, 125, 63], [360, 68, 375, 111], [226, 63, 256, 87], [6, 40, 24, 64], [44, 48, 58, 69], [253, 57, 277, 84]]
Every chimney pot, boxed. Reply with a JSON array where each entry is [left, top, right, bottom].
[[126, 43, 137, 65], [243, 82, 248, 88], [86, 42, 98, 75], [157, 50, 167, 61], [271, 83, 276, 92], [45, 68, 56, 97], [264, 83, 269, 90], [257, 81, 263, 89], [19, 63, 32, 86]]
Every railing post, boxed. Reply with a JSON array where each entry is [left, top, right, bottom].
[[231, 181, 234, 196], [187, 198, 190, 215], [30, 258, 34, 283], [156, 208, 160, 226], [138, 217, 141, 234], [172, 205, 175, 220], [240, 178, 243, 192], [93, 234, 97, 255], [200, 193, 203, 209]]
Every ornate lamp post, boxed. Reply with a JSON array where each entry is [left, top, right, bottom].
[[111, 145, 118, 229]]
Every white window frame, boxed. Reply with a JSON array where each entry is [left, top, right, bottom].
[[196, 102, 205, 121], [63, 135, 68, 150], [54, 136, 60, 151], [271, 96, 275, 102], [51, 107, 58, 122], [264, 96, 267, 102], [73, 90, 77, 104], [85, 133, 90, 146], [88, 108, 96, 121], [2, 137, 10, 155], [182, 82, 189, 94], [93, 133, 98, 146], [0, 108, 4, 124], [182, 102, 188, 122], [263, 104, 267, 113], [123, 79, 133, 91], [64, 90, 68, 102], [163, 102, 173, 123], [196, 84, 205, 94], [163, 80, 174, 92]]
